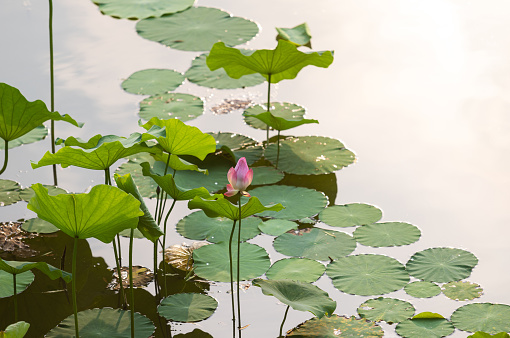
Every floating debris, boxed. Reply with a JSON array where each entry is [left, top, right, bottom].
[[107, 265, 154, 290], [211, 99, 252, 115], [164, 242, 208, 271], [0, 221, 39, 258]]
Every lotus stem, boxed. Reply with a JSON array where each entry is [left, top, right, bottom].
[[279, 305, 290, 337], [276, 130, 281, 169], [265, 74, 272, 149], [13, 273, 17, 322], [153, 241, 159, 298], [0, 140, 8, 175], [117, 234, 123, 267], [72, 236, 80, 338], [162, 199, 177, 296], [49, 0, 57, 186], [237, 195, 242, 337], [129, 228, 135, 338], [228, 219, 237, 338], [112, 239, 127, 309]]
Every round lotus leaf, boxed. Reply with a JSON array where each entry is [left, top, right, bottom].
[[395, 318, 455, 338], [21, 217, 59, 234], [251, 166, 284, 186], [249, 185, 328, 220], [326, 254, 409, 296], [46, 307, 155, 337], [258, 219, 297, 236], [353, 222, 421, 247], [406, 247, 479, 283], [92, 0, 194, 19], [176, 211, 261, 243], [158, 293, 218, 322], [185, 53, 265, 89], [208, 132, 262, 165], [0, 179, 21, 206], [136, 7, 259, 51], [139, 93, 204, 122], [243, 102, 306, 130], [0, 125, 47, 149], [266, 258, 325, 283], [442, 281, 483, 301], [122, 69, 185, 95], [193, 242, 270, 282], [451, 303, 510, 334], [264, 136, 356, 175], [19, 184, 67, 202], [0, 270, 34, 298], [274, 228, 356, 261], [319, 203, 382, 228], [357, 297, 415, 324], [404, 281, 441, 298], [286, 315, 384, 337]]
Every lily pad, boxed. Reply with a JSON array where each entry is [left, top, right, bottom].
[[276, 23, 312, 48], [264, 136, 356, 175], [19, 185, 67, 202], [353, 222, 421, 247], [286, 315, 384, 337], [158, 293, 218, 322], [0, 125, 47, 149], [139, 93, 204, 122], [0, 270, 34, 298], [265, 258, 325, 283], [404, 281, 441, 298], [442, 281, 483, 301], [319, 203, 382, 228], [185, 53, 265, 89], [406, 247, 479, 283], [249, 185, 327, 220], [243, 102, 306, 131], [192, 242, 270, 282], [208, 132, 262, 165], [326, 254, 409, 296], [21, 218, 58, 234], [115, 153, 159, 199], [136, 7, 258, 51], [247, 111, 318, 131], [273, 228, 356, 261], [252, 279, 336, 318], [251, 166, 284, 185], [357, 297, 415, 324], [258, 219, 298, 236], [46, 307, 155, 337], [395, 317, 455, 338], [0, 259, 72, 283], [122, 69, 185, 95], [0, 179, 21, 206], [91, 0, 194, 19], [451, 303, 510, 333]]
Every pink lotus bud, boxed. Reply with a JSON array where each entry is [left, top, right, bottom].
[[224, 157, 253, 197]]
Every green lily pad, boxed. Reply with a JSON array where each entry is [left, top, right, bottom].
[[136, 7, 258, 51], [353, 222, 421, 247], [21, 217, 59, 233], [247, 111, 318, 131], [319, 203, 382, 228], [0, 125, 47, 149], [46, 307, 155, 337], [0, 179, 21, 206], [192, 242, 270, 282], [0, 321, 30, 338], [442, 281, 483, 301], [286, 315, 384, 337], [404, 281, 441, 298], [395, 317, 455, 338], [264, 136, 356, 175], [115, 153, 159, 199], [185, 53, 265, 89], [357, 297, 415, 324], [252, 279, 336, 318], [0, 270, 34, 298], [139, 93, 204, 122], [451, 303, 510, 333], [249, 185, 327, 220], [406, 247, 479, 283], [265, 258, 325, 283], [208, 132, 262, 165], [274, 228, 356, 261], [251, 166, 284, 185], [19, 184, 67, 202], [326, 254, 409, 296], [243, 102, 306, 131], [158, 293, 218, 322], [176, 211, 261, 243], [276, 23, 312, 48], [122, 69, 185, 95], [0, 259, 72, 283], [258, 219, 298, 236], [91, 0, 194, 19]]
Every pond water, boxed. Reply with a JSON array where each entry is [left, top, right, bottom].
[[1, 0, 510, 337]]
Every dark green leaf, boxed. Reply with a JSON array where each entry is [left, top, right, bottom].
[[319, 203, 382, 228], [451, 303, 510, 334], [0, 258, 72, 283], [243, 102, 306, 130], [357, 297, 415, 324], [139, 93, 204, 122], [122, 69, 185, 95], [158, 293, 218, 322], [265, 258, 325, 283]]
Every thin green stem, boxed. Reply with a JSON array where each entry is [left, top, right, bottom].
[[129, 228, 135, 338], [49, 0, 57, 186], [153, 241, 159, 298], [276, 130, 281, 169], [72, 236, 80, 338], [279, 305, 290, 338], [265, 74, 272, 148], [237, 195, 242, 337], [162, 199, 177, 296], [113, 239, 127, 309], [0, 140, 8, 175], [13, 273, 17, 322], [117, 234, 123, 267], [228, 220, 237, 338]]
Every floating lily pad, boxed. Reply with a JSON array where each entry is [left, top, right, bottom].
[[0, 270, 34, 298], [264, 136, 356, 175], [0, 125, 47, 149], [395, 317, 455, 338], [21, 218, 58, 234], [19, 185, 67, 202], [139, 93, 204, 122], [326, 254, 409, 296], [185, 53, 265, 89], [46, 308, 155, 337], [251, 166, 284, 185], [249, 185, 327, 220], [404, 281, 441, 298], [0, 179, 21, 206], [176, 211, 261, 243], [274, 228, 356, 261], [122, 69, 185, 95], [158, 293, 218, 322], [443, 281, 483, 301], [286, 315, 384, 337], [115, 153, 159, 199], [276, 23, 312, 48], [406, 247, 479, 283], [243, 102, 306, 130], [353, 222, 421, 247], [136, 7, 258, 51], [91, 0, 194, 19], [192, 242, 270, 282], [451, 303, 510, 333], [208, 132, 262, 165], [265, 258, 325, 283], [357, 297, 415, 324], [319, 203, 382, 228], [258, 219, 297, 236]]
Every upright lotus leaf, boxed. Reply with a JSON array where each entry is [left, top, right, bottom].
[[141, 117, 216, 160], [0, 83, 82, 142], [0, 321, 30, 338], [92, 0, 195, 20], [246, 111, 318, 131], [0, 258, 72, 283], [31, 133, 158, 170], [243, 102, 306, 130], [113, 173, 163, 242], [206, 40, 333, 83], [27, 184, 143, 243], [152, 152, 208, 174], [276, 23, 312, 48], [188, 194, 284, 220], [252, 279, 336, 318]]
